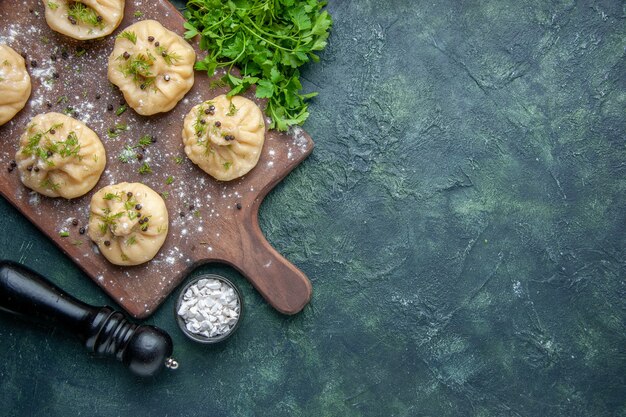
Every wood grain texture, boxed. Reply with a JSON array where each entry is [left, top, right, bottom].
[[0, 0, 313, 318]]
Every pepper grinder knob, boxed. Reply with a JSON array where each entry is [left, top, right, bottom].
[[0, 260, 177, 377], [122, 325, 176, 376]]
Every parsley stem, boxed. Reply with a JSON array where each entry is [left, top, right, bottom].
[[203, 11, 235, 32], [242, 24, 291, 52], [243, 16, 296, 42]]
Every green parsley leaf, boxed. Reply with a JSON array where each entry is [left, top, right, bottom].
[[138, 162, 152, 175], [209, 75, 228, 89], [183, 21, 199, 39], [118, 145, 135, 163], [117, 53, 156, 90], [103, 192, 121, 201], [226, 101, 237, 116], [107, 122, 129, 138], [116, 104, 127, 116], [256, 79, 275, 99], [56, 132, 81, 158], [41, 178, 61, 191], [138, 134, 153, 147], [184, 0, 332, 131], [68, 2, 104, 28], [118, 31, 137, 44], [155, 45, 182, 66]]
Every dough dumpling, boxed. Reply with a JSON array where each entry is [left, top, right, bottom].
[[108, 20, 195, 116], [88, 182, 168, 266], [182, 95, 266, 181], [0, 45, 31, 126], [43, 0, 125, 40], [15, 113, 106, 198]]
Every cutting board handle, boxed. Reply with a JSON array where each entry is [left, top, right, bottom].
[[228, 215, 312, 315]]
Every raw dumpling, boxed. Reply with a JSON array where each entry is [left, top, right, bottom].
[[182, 95, 266, 181], [107, 20, 196, 116], [0, 45, 31, 126], [15, 112, 106, 198], [43, 0, 125, 40], [88, 182, 168, 266]]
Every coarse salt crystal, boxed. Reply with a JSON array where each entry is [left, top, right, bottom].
[[178, 277, 240, 339]]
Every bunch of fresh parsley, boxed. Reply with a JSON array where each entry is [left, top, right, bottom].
[[183, 0, 332, 131]]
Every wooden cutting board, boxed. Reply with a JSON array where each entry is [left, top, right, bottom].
[[0, 0, 313, 318]]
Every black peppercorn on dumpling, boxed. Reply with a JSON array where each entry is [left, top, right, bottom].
[[0, 45, 31, 126], [182, 95, 265, 181], [88, 182, 169, 266], [15, 112, 106, 199], [43, 0, 125, 40], [108, 20, 196, 116]]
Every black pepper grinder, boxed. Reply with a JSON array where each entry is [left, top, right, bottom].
[[0, 260, 178, 377]]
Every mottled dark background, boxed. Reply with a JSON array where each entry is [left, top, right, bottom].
[[1, 0, 625, 416]]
